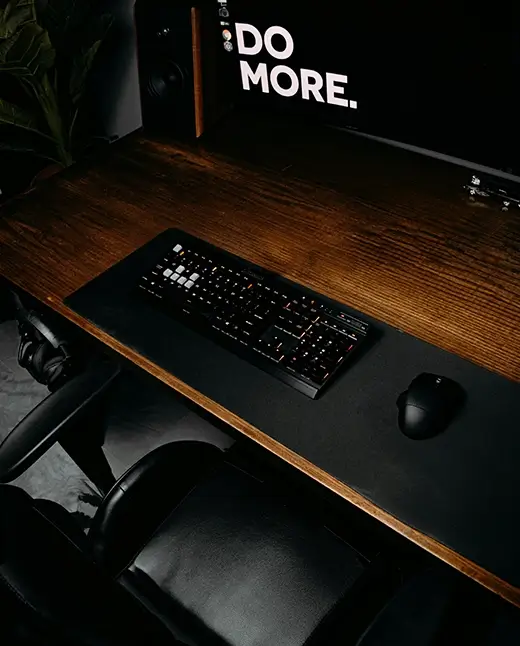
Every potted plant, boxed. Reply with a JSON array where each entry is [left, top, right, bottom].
[[0, 0, 112, 183]]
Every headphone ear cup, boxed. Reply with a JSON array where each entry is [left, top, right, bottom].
[[18, 335, 36, 370], [43, 355, 70, 391], [31, 342, 55, 382]]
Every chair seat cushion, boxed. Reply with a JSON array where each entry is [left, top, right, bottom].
[[111, 449, 371, 646]]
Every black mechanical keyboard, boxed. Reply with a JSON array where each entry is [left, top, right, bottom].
[[136, 231, 369, 398]]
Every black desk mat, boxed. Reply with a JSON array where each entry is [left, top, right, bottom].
[[66, 229, 520, 587]]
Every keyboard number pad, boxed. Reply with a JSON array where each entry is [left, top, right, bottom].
[[282, 321, 358, 384]]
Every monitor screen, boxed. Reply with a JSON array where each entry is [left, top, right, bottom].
[[217, 1, 520, 178]]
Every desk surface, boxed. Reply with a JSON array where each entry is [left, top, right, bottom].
[[1, 116, 519, 605]]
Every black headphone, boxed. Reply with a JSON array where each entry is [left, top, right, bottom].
[[12, 292, 76, 392]]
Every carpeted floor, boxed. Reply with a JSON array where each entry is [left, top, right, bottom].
[[0, 318, 234, 529]]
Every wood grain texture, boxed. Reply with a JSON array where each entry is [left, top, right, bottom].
[[1, 116, 519, 605]]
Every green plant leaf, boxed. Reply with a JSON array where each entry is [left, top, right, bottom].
[[0, 0, 36, 40], [0, 108, 61, 163], [0, 140, 36, 154], [0, 22, 55, 79], [87, 12, 113, 48], [0, 97, 57, 149], [0, 0, 112, 167], [0, 139, 57, 161], [0, 96, 38, 129], [69, 39, 101, 105]]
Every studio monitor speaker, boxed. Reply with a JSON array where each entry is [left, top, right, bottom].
[[135, 0, 233, 139]]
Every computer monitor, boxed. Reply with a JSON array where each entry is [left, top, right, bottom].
[[217, 1, 520, 182]]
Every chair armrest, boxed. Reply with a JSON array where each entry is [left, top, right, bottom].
[[0, 360, 120, 482]]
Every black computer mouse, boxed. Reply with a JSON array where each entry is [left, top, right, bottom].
[[396, 373, 466, 440]]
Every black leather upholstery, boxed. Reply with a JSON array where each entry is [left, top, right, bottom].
[[92, 441, 391, 646], [3, 438, 520, 645], [88, 441, 224, 575], [0, 440, 393, 645], [0, 485, 179, 645], [126, 463, 366, 643]]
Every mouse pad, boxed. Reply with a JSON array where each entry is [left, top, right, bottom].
[[65, 229, 520, 587]]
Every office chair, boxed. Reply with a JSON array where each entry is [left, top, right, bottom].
[[2, 441, 520, 645], [0, 439, 399, 646]]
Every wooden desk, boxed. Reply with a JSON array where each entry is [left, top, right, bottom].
[[1, 117, 519, 605]]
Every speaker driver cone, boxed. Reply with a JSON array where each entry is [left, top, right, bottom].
[[143, 56, 188, 105]]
